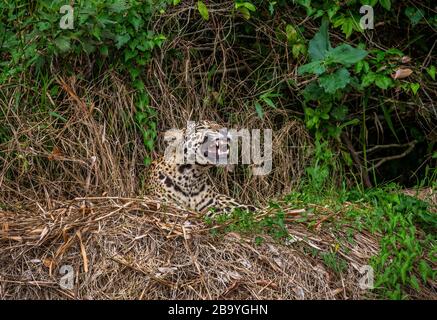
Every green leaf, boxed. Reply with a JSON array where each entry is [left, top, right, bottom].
[[115, 34, 131, 49], [326, 44, 368, 65], [109, 1, 130, 13], [362, 72, 376, 87], [426, 65, 436, 80], [375, 75, 393, 89], [49, 111, 67, 122], [133, 79, 145, 91], [298, 60, 326, 75], [173, 0, 181, 5], [235, 2, 256, 12], [331, 105, 348, 121], [197, 1, 209, 21], [37, 21, 51, 31], [410, 275, 420, 291], [100, 45, 109, 56], [379, 0, 391, 10], [292, 44, 306, 58], [53, 36, 71, 52], [255, 101, 264, 119], [285, 24, 298, 42], [355, 60, 364, 73], [405, 7, 424, 26], [410, 83, 420, 95], [261, 96, 276, 108], [419, 260, 432, 282], [124, 49, 137, 62], [268, 1, 276, 15], [309, 19, 331, 61], [129, 14, 142, 31], [237, 7, 251, 20], [319, 68, 351, 94], [302, 82, 325, 101], [341, 17, 354, 38]]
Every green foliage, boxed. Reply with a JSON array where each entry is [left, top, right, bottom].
[[299, 19, 366, 138], [0, 0, 170, 162], [206, 205, 289, 241], [285, 24, 307, 58], [405, 7, 424, 27], [235, 1, 257, 20], [197, 1, 209, 21], [284, 184, 436, 299], [321, 251, 348, 274], [345, 186, 437, 299]]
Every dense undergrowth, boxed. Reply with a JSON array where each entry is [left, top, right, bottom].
[[1, 0, 436, 299]]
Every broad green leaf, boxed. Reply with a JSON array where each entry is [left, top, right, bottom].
[[326, 44, 368, 65], [362, 72, 376, 87], [375, 75, 393, 89], [197, 1, 209, 21], [327, 5, 340, 19], [341, 17, 354, 38], [426, 65, 436, 80], [309, 19, 331, 61], [302, 82, 325, 101], [410, 83, 420, 95], [235, 2, 256, 12], [124, 49, 137, 62], [405, 7, 424, 26], [331, 105, 348, 120], [355, 60, 364, 73], [129, 15, 142, 31], [298, 60, 326, 75], [115, 34, 131, 49], [319, 68, 351, 94]]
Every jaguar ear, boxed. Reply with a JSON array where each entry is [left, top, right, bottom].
[[164, 129, 184, 142]]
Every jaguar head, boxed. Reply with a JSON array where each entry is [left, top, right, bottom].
[[163, 120, 233, 167], [187, 120, 232, 166]]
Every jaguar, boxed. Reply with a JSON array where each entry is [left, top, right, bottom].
[[146, 121, 257, 216]]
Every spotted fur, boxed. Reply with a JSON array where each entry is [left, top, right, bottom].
[[146, 121, 257, 216]]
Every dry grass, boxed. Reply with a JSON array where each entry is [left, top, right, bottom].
[[0, 197, 383, 300], [0, 73, 147, 203], [147, 1, 315, 204], [0, 1, 435, 300]]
